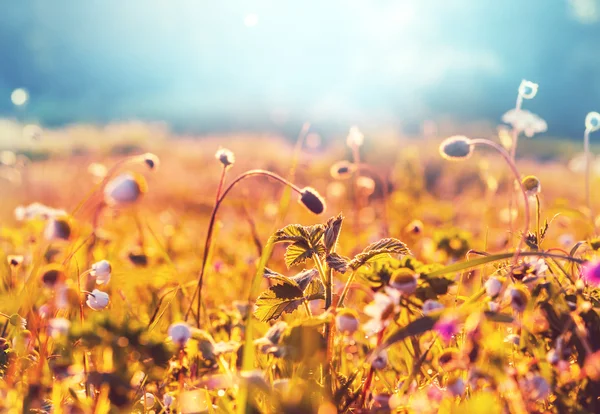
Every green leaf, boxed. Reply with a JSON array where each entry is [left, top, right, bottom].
[[349, 238, 411, 270], [289, 268, 319, 290], [272, 224, 310, 244], [324, 214, 344, 253], [373, 316, 437, 357], [253, 276, 305, 322], [304, 277, 325, 301], [284, 241, 315, 268], [326, 252, 350, 274]]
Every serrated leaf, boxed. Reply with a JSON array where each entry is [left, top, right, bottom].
[[349, 238, 411, 270], [304, 278, 325, 301], [326, 252, 350, 274], [263, 267, 283, 278], [307, 224, 325, 246], [272, 224, 310, 244], [289, 268, 319, 290], [324, 214, 344, 253], [253, 276, 305, 322], [284, 241, 315, 268]]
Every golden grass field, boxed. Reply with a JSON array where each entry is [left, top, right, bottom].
[[0, 116, 600, 413]]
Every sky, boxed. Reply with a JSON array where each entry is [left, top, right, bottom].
[[1, 0, 600, 137]]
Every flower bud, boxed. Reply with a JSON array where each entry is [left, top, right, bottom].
[[40, 264, 66, 289], [104, 172, 147, 206], [86, 289, 109, 311], [330, 160, 356, 180], [581, 260, 600, 287], [439, 136, 473, 160], [484, 277, 502, 298], [335, 309, 359, 335], [163, 394, 174, 408], [389, 269, 418, 295], [521, 175, 541, 198], [215, 148, 235, 167], [371, 349, 388, 370], [7, 255, 24, 267], [299, 187, 326, 215], [91, 260, 112, 285], [141, 393, 156, 409], [585, 112, 600, 132], [44, 216, 72, 241], [518, 80, 539, 99], [505, 286, 529, 313], [168, 322, 192, 347]]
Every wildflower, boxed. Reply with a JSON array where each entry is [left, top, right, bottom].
[[422, 300, 444, 315], [581, 260, 600, 286], [44, 216, 72, 241], [48, 318, 71, 338], [439, 136, 473, 160], [141, 153, 160, 170], [371, 349, 388, 370], [585, 112, 600, 132], [40, 264, 66, 288], [436, 348, 463, 371], [363, 288, 401, 334], [163, 394, 174, 408], [141, 393, 156, 409], [86, 289, 110, 311], [484, 277, 502, 298], [330, 160, 356, 180], [546, 349, 560, 365], [91, 260, 112, 285], [446, 377, 465, 397], [298, 187, 326, 214], [389, 268, 418, 295], [215, 148, 235, 167], [518, 79, 539, 99], [7, 255, 24, 267], [168, 322, 192, 347], [521, 175, 541, 198], [346, 126, 364, 147], [434, 314, 460, 342], [335, 308, 359, 335], [511, 258, 548, 283], [104, 172, 148, 206], [505, 286, 529, 313], [502, 109, 547, 137]]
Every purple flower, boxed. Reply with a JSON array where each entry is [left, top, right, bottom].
[[582, 260, 600, 287], [434, 315, 460, 342]]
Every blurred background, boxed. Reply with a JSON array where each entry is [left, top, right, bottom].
[[1, 0, 600, 138]]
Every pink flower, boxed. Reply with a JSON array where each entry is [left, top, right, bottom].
[[433, 314, 460, 342], [582, 260, 600, 287]]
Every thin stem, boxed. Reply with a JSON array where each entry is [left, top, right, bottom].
[[584, 128, 594, 229], [470, 139, 529, 265], [313, 255, 329, 303], [77, 266, 90, 398], [536, 195, 541, 248], [302, 300, 312, 318], [185, 170, 304, 325], [337, 271, 356, 308], [360, 328, 385, 407]]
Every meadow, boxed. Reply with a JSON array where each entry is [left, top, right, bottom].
[[0, 82, 600, 413]]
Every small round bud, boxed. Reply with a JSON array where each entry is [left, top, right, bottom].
[[439, 136, 473, 160], [40, 264, 66, 288], [163, 394, 174, 408], [168, 322, 192, 347], [44, 216, 72, 241], [346, 126, 364, 148], [104, 172, 148, 206], [586, 112, 600, 132], [484, 277, 502, 298], [91, 260, 112, 285], [371, 349, 388, 370], [9, 314, 26, 329], [215, 148, 235, 167], [389, 268, 418, 295], [505, 286, 529, 313], [518, 80, 539, 99], [329, 160, 356, 180], [86, 289, 110, 311], [335, 309, 359, 335], [141, 393, 156, 409], [521, 175, 541, 198], [140, 153, 159, 170], [298, 187, 326, 215]]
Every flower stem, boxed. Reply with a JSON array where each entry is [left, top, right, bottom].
[[337, 271, 355, 308]]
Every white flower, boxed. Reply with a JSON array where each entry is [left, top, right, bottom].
[[484, 277, 502, 298], [168, 322, 192, 347], [502, 109, 547, 137], [422, 300, 444, 315], [163, 394, 174, 408], [91, 260, 112, 285], [346, 126, 364, 147], [518, 79, 539, 99], [86, 289, 109, 311], [215, 148, 235, 167], [141, 392, 156, 408], [104, 173, 147, 206], [44, 217, 71, 241], [363, 288, 401, 334], [585, 112, 600, 132], [48, 318, 71, 337]]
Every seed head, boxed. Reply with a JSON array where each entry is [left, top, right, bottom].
[[439, 136, 473, 161], [518, 79, 539, 99], [86, 289, 110, 311], [405, 219, 424, 235], [586, 112, 600, 132], [505, 286, 529, 313], [215, 148, 235, 167], [299, 187, 326, 214], [521, 175, 541, 198], [371, 349, 388, 370], [335, 308, 359, 335], [329, 160, 356, 180], [168, 321, 192, 347], [389, 268, 418, 295], [104, 172, 148, 206], [346, 126, 364, 148]]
